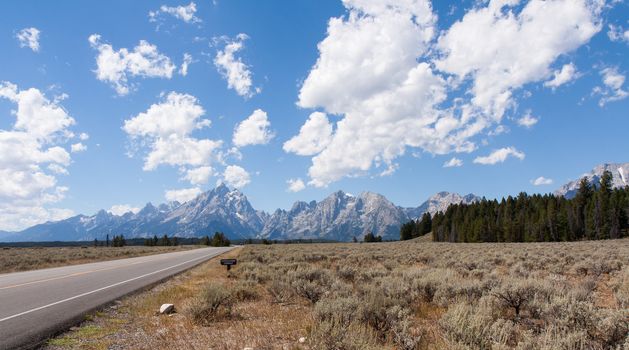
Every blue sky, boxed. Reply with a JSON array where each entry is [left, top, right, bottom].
[[0, 0, 628, 231]]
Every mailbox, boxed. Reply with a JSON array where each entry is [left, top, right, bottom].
[[220, 258, 237, 270]]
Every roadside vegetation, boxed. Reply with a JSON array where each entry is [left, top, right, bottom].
[[0, 245, 197, 274], [45, 239, 629, 349]]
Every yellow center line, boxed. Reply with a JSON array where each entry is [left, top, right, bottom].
[[0, 250, 201, 291]]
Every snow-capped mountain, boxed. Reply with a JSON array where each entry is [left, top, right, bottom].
[[555, 163, 629, 199], [259, 191, 409, 241], [163, 184, 264, 238], [405, 192, 480, 218], [6, 185, 478, 242]]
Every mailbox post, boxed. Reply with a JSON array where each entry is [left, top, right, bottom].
[[220, 258, 237, 271]]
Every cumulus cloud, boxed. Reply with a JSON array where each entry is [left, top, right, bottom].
[[213, 34, 259, 98], [180, 53, 193, 76], [71, 142, 87, 153], [283, 112, 333, 156], [544, 63, 579, 89], [295, 0, 462, 186], [443, 157, 463, 168], [608, 24, 629, 43], [123, 92, 222, 181], [108, 204, 140, 216], [184, 166, 214, 185], [223, 165, 250, 188], [473, 147, 525, 165], [0, 82, 79, 231], [435, 0, 601, 119], [516, 112, 539, 128], [287, 0, 600, 187], [149, 2, 201, 24], [593, 67, 628, 106], [16, 27, 41, 52], [531, 176, 553, 186], [165, 187, 202, 203], [232, 109, 274, 147], [286, 178, 306, 192], [88, 34, 176, 95]]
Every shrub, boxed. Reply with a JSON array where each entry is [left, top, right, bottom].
[[185, 283, 232, 325], [230, 281, 259, 302], [309, 320, 380, 350], [267, 278, 294, 304], [491, 279, 545, 318], [440, 299, 495, 349]]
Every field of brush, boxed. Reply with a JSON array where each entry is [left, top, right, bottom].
[[231, 240, 629, 349], [45, 238, 629, 350], [0, 246, 196, 274]]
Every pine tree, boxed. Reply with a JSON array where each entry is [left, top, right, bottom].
[[400, 221, 415, 240]]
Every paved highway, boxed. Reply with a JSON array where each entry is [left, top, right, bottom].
[[0, 246, 232, 349]]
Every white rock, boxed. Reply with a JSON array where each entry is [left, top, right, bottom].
[[159, 303, 174, 314], [298, 337, 307, 343], [243, 348, 254, 350]]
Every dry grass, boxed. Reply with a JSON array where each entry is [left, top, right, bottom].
[[0, 246, 197, 274], [44, 239, 629, 349]]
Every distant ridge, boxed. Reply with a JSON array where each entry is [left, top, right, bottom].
[[3, 185, 478, 242]]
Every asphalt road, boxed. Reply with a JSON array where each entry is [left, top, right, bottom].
[[0, 246, 232, 350]]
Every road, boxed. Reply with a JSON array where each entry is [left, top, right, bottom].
[[0, 246, 232, 349]]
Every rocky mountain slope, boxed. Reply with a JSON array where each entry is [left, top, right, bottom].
[[4, 185, 478, 242], [260, 191, 410, 241], [555, 163, 629, 199]]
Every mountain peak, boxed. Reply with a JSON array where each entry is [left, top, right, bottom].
[[214, 183, 231, 195], [555, 162, 629, 198]]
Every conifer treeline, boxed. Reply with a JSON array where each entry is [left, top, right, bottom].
[[403, 171, 629, 242]]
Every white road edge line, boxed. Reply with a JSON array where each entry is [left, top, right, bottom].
[[0, 249, 227, 323]]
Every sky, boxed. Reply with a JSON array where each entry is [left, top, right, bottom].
[[0, 0, 628, 231]]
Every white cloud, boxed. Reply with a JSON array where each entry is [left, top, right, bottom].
[[16, 27, 41, 52], [0, 82, 79, 231], [531, 176, 553, 186], [223, 165, 250, 188], [149, 2, 201, 24], [0, 82, 75, 141], [608, 24, 629, 43], [288, 0, 600, 187], [473, 147, 525, 165], [165, 187, 202, 203], [232, 109, 274, 147], [180, 53, 193, 76], [443, 157, 463, 168], [123, 92, 208, 138], [79, 132, 89, 141], [544, 63, 579, 89], [283, 112, 333, 156], [123, 92, 223, 179], [108, 204, 140, 216], [184, 166, 214, 185], [516, 112, 539, 128], [213, 34, 259, 98], [286, 178, 306, 192], [435, 0, 601, 119], [48, 163, 69, 175], [71, 142, 87, 153], [295, 1, 467, 187], [89, 34, 176, 95], [593, 67, 628, 106]]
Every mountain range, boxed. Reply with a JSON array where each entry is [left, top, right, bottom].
[[2, 162, 627, 243], [0, 184, 479, 242]]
